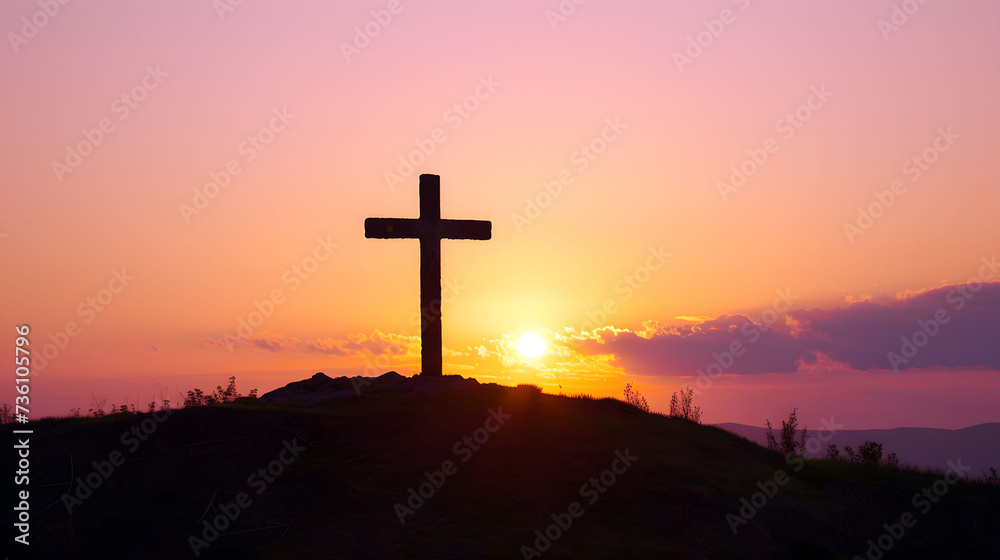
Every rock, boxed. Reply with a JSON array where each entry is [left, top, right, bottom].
[[258, 371, 479, 405]]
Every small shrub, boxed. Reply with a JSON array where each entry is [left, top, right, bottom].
[[765, 420, 778, 451], [766, 408, 806, 455], [981, 467, 999, 486], [825, 443, 840, 460], [623, 383, 650, 413], [157, 383, 172, 411], [184, 388, 206, 408], [838, 441, 898, 467], [516, 383, 542, 394], [89, 394, 107, 417], [185, 376, 248, 407], [857, 440, 883, 465], [668, 385, 701, 423], [885, 452, 900, 469], [844, 445, 857, 463]]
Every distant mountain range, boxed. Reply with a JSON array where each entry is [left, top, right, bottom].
[[716, 422, 1000, 475]]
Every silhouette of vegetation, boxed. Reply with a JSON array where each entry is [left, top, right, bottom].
[[838, 440, 900, 467], [73, 377, 256, 417], [858, 441, 883, 465], [764, 411, 902, 468], [885, 452, 900, 468], [623, 382, 650, 413], [183, 388, 206, 407], [668, 384, 701, 423], [981, 467, 999, 486], [825, 443, 840, 460], [184, 376, 256, 407], [88, 393, 108, 417], [515, 383, 542, 394], [87, 395, 141, 417], [765, 407, 807, 455]]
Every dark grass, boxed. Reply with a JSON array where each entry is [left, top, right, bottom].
[[4, 382, 999, 559]]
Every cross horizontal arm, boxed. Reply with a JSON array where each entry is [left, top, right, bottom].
[[440, 219, 492, 240], [364, 218, 422, 239]]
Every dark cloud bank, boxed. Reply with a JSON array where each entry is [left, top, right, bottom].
[[576, 281, 1000, 375]]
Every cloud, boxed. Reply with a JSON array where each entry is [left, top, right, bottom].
[[566, 316, 809, 375], [569, 282, 1000, 375], [790, 282, 1000, 371], [675, 315, 713, 322]]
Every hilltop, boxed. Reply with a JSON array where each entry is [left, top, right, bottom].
[[4, 373, 999, 559]]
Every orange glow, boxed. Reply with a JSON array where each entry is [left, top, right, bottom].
[[3, 2, 999, 428]]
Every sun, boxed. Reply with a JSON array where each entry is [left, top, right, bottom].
[[515, 332, 547, 359]]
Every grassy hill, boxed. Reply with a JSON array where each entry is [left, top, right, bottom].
[[4, 376, 999, 559]]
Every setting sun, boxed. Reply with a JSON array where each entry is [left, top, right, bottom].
[[7, 1, 1000, 556], [515, 332, 547, 359]]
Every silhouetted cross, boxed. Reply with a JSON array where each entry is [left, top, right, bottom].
[[365, 174, 491, 376]]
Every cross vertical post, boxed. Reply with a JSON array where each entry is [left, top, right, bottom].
[[364, 174, 491, 376], [419, 175, 443, 376]]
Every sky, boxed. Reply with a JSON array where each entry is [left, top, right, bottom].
[[2, 0, 998, 429]]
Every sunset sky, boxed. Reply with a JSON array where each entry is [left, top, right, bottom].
[[3, 0, 998, 428]]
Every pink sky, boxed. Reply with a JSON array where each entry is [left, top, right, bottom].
[[2, 0, 998, 428]]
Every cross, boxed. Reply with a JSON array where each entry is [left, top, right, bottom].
[[365, 174, 491, 376]]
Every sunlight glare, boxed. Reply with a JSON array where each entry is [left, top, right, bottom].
[[516, 332, 547, 359]]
